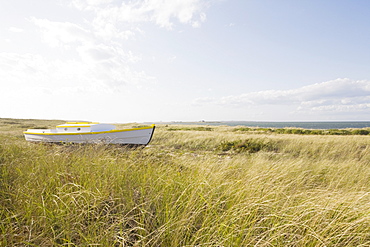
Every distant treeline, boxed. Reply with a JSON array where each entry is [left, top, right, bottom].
[[166, 126, 370, 135], [233, 127, 370, 135]]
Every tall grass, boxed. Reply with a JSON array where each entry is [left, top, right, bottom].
[[1, 120, 370, 246]]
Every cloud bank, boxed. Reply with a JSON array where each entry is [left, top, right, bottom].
[[1, 0, 209, 94], [193, 78, 370, 119]]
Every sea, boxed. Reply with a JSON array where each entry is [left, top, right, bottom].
[[156, 121, 370, 130]]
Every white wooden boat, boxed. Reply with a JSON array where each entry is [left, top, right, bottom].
[[24, 122, 155, 145]]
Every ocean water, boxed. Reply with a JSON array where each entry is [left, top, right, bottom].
[[161, 121, 370, 129]]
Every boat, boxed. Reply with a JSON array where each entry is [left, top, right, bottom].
[[23, 122, 155, 145]]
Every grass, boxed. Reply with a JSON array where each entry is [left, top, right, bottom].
[[1, 119, 370, 246]]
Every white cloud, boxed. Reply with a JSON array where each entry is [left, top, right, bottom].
[[30, 17, 93, 48], [0, 52, 89, 88], [193, 78, 370, 117], [77, 43, 117, 62], [93, 22, 137, 41], [147, 0, 206, 28], [24, 0, 210, 93], [26, 14, 152, 90], [9, 27, 24, 33], [85, 0, 114, 6], [0, 51, 152, 93], [72, 0, 208, 30]]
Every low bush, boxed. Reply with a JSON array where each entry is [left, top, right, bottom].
[[218, 139, 276, 153], [352, 129, 370, 135]]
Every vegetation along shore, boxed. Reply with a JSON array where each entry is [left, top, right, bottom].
[[1, 118, 370, 246]]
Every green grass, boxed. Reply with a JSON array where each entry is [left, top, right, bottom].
[[1, 119, 370, 246]]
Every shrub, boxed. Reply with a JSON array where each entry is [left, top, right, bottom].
[[192, 127, 213, 131], [352, 129, 370, 135], [219, 139, 273, 153], [232, 127, 251, 132]]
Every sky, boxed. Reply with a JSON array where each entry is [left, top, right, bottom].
[[1, 0, 370, 123]]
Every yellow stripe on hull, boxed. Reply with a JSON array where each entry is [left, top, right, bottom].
[[56, 125, 92, 128]]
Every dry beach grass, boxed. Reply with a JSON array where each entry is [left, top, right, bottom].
[[1, 119, 370, 246]]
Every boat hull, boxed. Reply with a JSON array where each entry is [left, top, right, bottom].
[[24, 126, 155, 145]]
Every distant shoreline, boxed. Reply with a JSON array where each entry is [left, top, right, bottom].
[[153, 121, 370, 130]]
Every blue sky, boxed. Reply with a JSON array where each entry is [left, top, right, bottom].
[[1, 0, 370, 122]]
